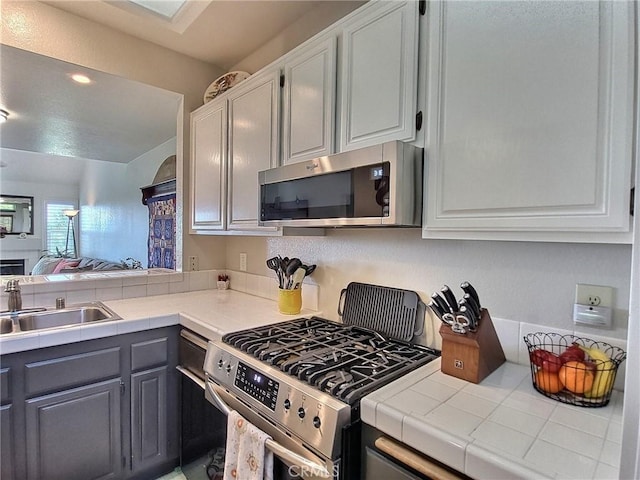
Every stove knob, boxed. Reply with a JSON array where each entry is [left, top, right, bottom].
[[313, 416, 321, 429], [225, 364, 232, 374], [217, 359, 224, 369], [283, 399, 291, 410], [297, 407, 305, 419]]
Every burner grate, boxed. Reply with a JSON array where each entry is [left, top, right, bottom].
[[222, 317, 439, 405]]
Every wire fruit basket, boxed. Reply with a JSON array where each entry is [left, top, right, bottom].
[[523, 333, 626, 408]]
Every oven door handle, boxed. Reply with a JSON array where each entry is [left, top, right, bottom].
[[206, 379, 332, 478], [176, 365, 205, 390]]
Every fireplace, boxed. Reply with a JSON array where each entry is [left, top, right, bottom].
[[0, 259, 25, 276]]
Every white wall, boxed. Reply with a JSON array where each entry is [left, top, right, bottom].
[[227, 232, 632, 339], [79, 138, 176, 264]]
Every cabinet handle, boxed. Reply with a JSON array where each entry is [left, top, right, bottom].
[[374, 436, 464, 480]]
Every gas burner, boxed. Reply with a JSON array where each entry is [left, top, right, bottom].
[[221, 316, 439, 405]]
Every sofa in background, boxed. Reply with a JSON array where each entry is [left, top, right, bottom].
[[31, 256, 126, 275]]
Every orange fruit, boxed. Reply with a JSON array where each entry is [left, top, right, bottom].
[[535, 369, 564, 394], [558, 361, 594, 394]]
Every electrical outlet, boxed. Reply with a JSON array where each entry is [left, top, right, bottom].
[[188, 256, 198, 271], [239, 253, 247, 272], [575, 284, 613, 308], [574, 284, 613, 328]]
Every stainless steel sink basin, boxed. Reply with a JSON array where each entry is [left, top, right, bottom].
[[0, 302, 121, 334]]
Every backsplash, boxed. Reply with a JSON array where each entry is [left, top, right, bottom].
[[1, 268, 623, 390], [0, 268, 319, 316]]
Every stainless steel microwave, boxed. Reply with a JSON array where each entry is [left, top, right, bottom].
[[258, 141, 423, 227]]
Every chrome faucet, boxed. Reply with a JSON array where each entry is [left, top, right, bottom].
[[4, 279, 22, 313]]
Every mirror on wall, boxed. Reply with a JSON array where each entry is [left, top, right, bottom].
[[0, 195, 33, 235]]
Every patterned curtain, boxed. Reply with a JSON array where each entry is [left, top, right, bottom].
[[147, 194, 176, 269]]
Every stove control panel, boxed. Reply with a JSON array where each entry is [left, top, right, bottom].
[[235, 362, 279, 411], [204, 342, 352, 460]]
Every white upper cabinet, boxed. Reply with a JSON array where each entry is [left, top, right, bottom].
[[190, 97, 227, 232], [283, 36, 337, 164], [339, 1, 420, 152], [423, 1, 635, 242], [227, 69, 280, 230]]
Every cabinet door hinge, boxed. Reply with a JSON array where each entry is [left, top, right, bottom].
[[280, 74, 285, 88], [415, 111, 423, 131], [120, 380, 125, 396], [419, 0, 426, 15], [631, 187, 635, 216]]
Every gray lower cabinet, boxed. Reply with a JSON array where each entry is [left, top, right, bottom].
[[1, 403, 15, 479], [130, 366, 167, 475], [0, 326, 179, 480], [25, 379, 123, 480]]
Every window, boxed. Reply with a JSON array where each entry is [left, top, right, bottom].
[[46, 202, 77, 257]]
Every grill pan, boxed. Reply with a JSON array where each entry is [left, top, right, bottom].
[[337, 282, 425, 342]]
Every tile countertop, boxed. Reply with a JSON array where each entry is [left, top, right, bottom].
[[361, 359, 623, 480], [0, 289, 318, 354]]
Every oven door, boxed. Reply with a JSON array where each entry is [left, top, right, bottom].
[[205, 378, 337, 480], [178, 332, 327, 480]]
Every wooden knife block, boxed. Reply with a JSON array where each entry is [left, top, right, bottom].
[[439, 309, 505, 384]]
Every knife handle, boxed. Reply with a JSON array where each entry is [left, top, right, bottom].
[[460, 281, 481, 309], [440, 285, 458, 313], [431, 292, 453, 314], [459, 305, 476, 331], [428, 301, 446, 320], [462, 293, 481, 320]]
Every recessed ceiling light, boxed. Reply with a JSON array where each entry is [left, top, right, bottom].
[[0, 109, 8, 123], [71, 73, 92, 84]]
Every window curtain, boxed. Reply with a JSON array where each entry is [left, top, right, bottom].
[[147, 194, 176, 269]]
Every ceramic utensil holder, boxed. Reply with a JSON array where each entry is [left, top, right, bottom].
[[278, 288, 302, 315], [439, 309, 505, 384]]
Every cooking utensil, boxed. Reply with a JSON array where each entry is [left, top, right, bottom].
[[440, 285, 458, 313], [460, 281, 481, 309], [284, 258, 302, 288], [442, 312, 469, 334], [458, 305, 476, 331], [290, 267, 306, 290], [302, 264, 316, 276], [462, 293, 481, 320], [431, 292, 451, 314], [266, 257, 284, 288], [428, 300, 446, 320]]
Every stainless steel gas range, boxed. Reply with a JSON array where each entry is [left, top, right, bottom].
[[203, 316, 439, 479]]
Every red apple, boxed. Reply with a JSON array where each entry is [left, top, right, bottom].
[[559, 344, 586, 364], [530, 349, 562, 373]]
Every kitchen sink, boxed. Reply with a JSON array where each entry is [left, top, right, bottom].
[[0, 302, 121, 334]]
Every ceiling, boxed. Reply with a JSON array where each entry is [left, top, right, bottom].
[[43, 0, 333, 68], [0, 0, 358, 183], [0, 44, 181, 165]]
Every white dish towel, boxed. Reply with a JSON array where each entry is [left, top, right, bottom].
[[223, 410, 274, 480]]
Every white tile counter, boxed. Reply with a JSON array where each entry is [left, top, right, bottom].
[[361, 359, 623, 480], [0, 289, 318, 354]]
